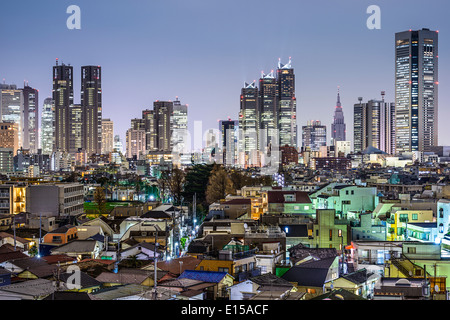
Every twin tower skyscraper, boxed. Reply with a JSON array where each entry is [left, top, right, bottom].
[[239, 58, 297, 166], [52, 59, 102, 155]]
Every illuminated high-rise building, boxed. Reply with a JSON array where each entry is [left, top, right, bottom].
[[41, 97, 54, 155], [331, 88, 346, 146], [0, 121, 19, 155], [259, 71, 278, 150], [52, 59, 73, 152], [302, 120, 326, 152], [220, 119, 239, 166], [239, 81, 259, 165], [277, 58, 297, 148], [101, 118, 114, 154], [22, 84, 39, 153], [395, 28, 438, 153], [81, 65, 102, 155], [354, 93, 396, 154], [0, 84, 23, 149]]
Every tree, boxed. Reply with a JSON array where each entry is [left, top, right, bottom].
[[205, 165, 234, 204], [182, 164, 215, 208], [94, 186, 107, 215]]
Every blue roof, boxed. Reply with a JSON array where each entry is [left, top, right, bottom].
[[178, 270, 230, 283]]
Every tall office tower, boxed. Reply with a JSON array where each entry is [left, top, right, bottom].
[[53, 59, 74, 152], [353, 93, 396, 154], [69, 104, 83, 153], [277, 58, 297, 148], [0, 122, 19, 155], [0, 84, 23, 149], [331, 89, 346, 145], [22, 84, 39, 153], [395, 28, 438, 153], [302, 120, 327, 152], [140, 110, 157, 152], [219, 119, 239, 165], [81, 65, 102, 155], [172, 97, 188, 153], [41, 98, 54, 155], [239, 81, 259, 158], [154, 100, 173, 152], [126, 128, 146, 159], [259, 71, 278, 150], [101, 119, 114, 154]]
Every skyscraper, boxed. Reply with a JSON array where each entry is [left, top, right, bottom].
[[41, 98, 54, 155], [172, 97, 188, 153], [277, 58, 297, 148], [101, 119, 114, 154], [259, 71, 278, 150], [239, 81, 259, 165], [219, 119, 239, 166], [302, 120, 327, 152], [354, 93, 396, 154], [0, 84, 23, 149], [154, 100, 173, 152], [0, 122, 19, 155], [331, 88, 346, 145], [395, 28, 438, 153], [22, 84, 39, 153], [81, 65, 102, 155], [69, 104, 83, 153], [126, 128, 146, 159], [52, 59, 74, 152]]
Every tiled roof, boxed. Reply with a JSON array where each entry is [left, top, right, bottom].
[[0, 251, 28, 264], [59, 271, 102, 288], [179, 270, 230, 283], [50, 240, 98, 254], [267, 191, 312, 204], [47, 225, 76, 234]]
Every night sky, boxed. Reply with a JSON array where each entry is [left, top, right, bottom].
[[1, 0, 449, 149]]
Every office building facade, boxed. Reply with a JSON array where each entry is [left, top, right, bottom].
[[395, 28, 438, 153]]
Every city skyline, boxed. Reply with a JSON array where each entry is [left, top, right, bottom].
[[1, 0, 450, 149]]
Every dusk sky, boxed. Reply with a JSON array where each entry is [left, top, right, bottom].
[[1, 0, 449, 148]]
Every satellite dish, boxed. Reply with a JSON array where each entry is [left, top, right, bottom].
[[244, 223, 248, 229], [435, 284, 440, 293]]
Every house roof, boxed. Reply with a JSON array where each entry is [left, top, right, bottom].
[[155, 256, 201, 275], [179, 270, 232, 283], [267, 191, 312, 204], [42, 291, 93, 300], [0, 251, 28, 264], [120, 241, 164, 254], [0, 279, 62, 299], [222, 198, 252, 205], [90, 284, 150, 300], [19, 264, 58, 278], [310, 288, 366, 300], [281, 257, 337, 287], [41, 254, 77, 265], [6, 257, 49, 270], [250, 273, 294, 289], [342, 269, 374, 285], [140, 211, 172, 219], [0, 232, 30, 244], [288, 243, 338, 264], [95, 271, 149, 285], [50, 240, 99, 254], [47, 225, 76, 234], [59, 271, 102, 288]]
